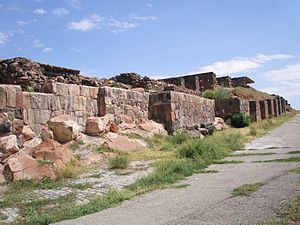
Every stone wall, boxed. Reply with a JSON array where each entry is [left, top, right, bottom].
[[273, 99, 279, 117], [276, 96, 283, 116], [232, 76, 254, 87], [216, 76, 233, 88], [215, 98, 250, 119], [0, 85, 24, 137], [161, 72, 218, 92], [149, 91, 215, 132], [98, 86, 149, 124], [266, 99, 275, 118], [259, 100, 269, 120], [23, 83, 99, 134], [249, 100, 261, 122]]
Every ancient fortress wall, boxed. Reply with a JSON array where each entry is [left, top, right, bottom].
[[1, 83, 217, 136], [149, 91, 215, 132]]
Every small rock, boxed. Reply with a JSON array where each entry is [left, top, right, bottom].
[[41, 127, 53, 141], [138, 120, 168, 137], [22, 125, 36, 141], [104, 132, 147, 152], [110, 122, 119, 133], [48, 115, 80, 144], [29, 139, 74, 169], [3, 152, 56, 181], [23, 137, 42, 149], [85, 115, 112, 136], [0, 135, 18, 154]]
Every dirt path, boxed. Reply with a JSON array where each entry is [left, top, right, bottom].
[[54, 114, 300, 225]]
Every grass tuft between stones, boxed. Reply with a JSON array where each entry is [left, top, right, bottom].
[[232, 183, 263, 197]]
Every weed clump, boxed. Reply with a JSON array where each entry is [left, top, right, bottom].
[[202, 86, 230, 100], [108, 155, 129, 169], [230, 112, 251, 128]]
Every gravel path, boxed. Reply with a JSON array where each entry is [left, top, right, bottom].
[[54, 114, 300, 225]]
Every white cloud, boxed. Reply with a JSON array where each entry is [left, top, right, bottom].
[[107, 18, 139, 33], [261, 62, 300, 97], [53, 7, 69, 16], [34, 39, 53, 53], [70, 47, 82, 53], [67, 0, 81, 9], [43, 47, 53, 53], [67, 14, 102, 31], [33, 8, 47, 14], [0, 32, 10, 44], [130, 15, 158, 21], [263, 62, 300, 82], [196, 54, 293, 75], [17, 20, 30, 26], [146, 3, 153, 8]]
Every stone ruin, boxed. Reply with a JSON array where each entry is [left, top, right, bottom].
[[0, 57, 290, 183]]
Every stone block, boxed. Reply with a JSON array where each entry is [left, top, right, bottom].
[[80, 86, 90, 97], [41, 82, 57, 93], [0, 91, 6, 109]]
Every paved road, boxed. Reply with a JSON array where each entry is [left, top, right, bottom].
[[55, 114, 300, 225]]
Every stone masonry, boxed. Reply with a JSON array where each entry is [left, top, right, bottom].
[[266, 99, 275, 118], [259, 100, 269, 120], [249, 100, 261, 122], [98, 86, 149, 124], [149, 91, 215, 133], [214, 98, 250, 119], [161, 72, 218, 92], [216, 76, 233, 88]]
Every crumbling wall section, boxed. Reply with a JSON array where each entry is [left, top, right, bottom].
[[149, 91, 215, 132]]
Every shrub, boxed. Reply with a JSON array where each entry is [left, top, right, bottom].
[[230, 112, 251, 128], [108, 155, 129, 169], [202, 87, 230, 100]]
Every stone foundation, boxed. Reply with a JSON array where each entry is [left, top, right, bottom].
[[149, 91, 215, 133]]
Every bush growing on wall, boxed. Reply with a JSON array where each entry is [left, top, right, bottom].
[[202, 86, 230, 99], [230, 112, 251, 128]]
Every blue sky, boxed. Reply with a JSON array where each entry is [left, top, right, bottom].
[[0, 0, 300, 108]]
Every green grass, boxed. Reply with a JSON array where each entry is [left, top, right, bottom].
[[254, 157, 300, 163], [194, 170, 218, 174], [3, 113, 297, 224], [287, 150, 300, 154], [232, 183, 263, 197], [213, 160, 243, 164], [69, 140, 85, 150], [230, 152, 276, 157], [288, 168, 300, 174], [68, 183, 93, 190], [171, 184, 190, 189], [259, 193, 300, 224], [108, 155, 129, 169], [202, 86, 230, 99]]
